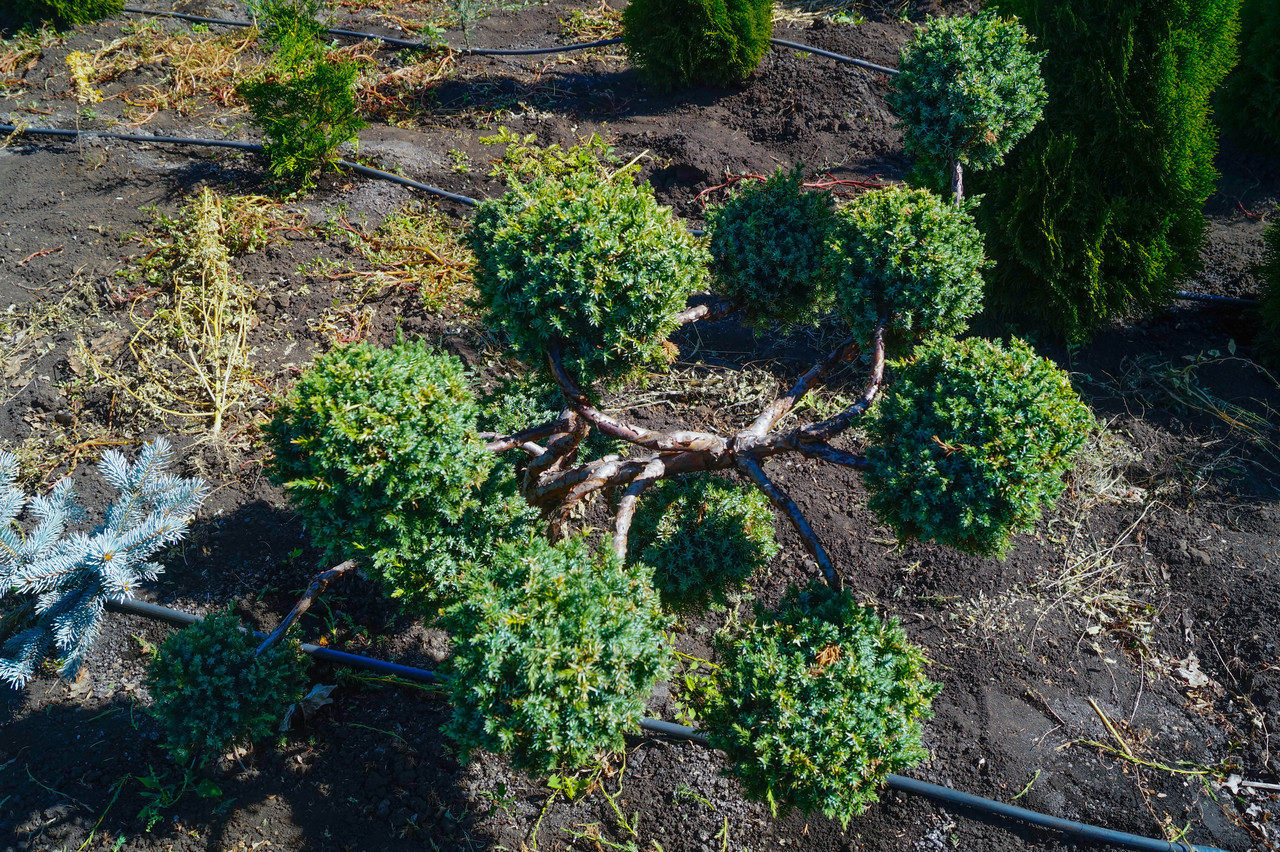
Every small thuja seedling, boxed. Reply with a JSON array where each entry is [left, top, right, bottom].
[[0, 439, 207, 688]]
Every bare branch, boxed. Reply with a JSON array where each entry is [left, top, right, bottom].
[[676, 298, 735, 325], [256, 560, 358, 656], [483, 416, 570, 453], [799, 322, 887, 443], [796, 442, 868, 469], [740, 334, 860, 439], [737, 457, 842, 591], [612, 459, 665, 560], [523, 411, 588, 496]]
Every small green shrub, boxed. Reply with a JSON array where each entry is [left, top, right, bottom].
[[622, 0, 773, 89], [706, 168, 837, 329], [829, 185, 986, 349], [147, 611, 308, 763], [2, 0, 120, 25], [1217, 0, 1280, 153], [470, 167, 707, 388], [235, 0, 365, 188], [865, 336, 1092, 557], [979, 0, 1241, 340], [265, 340, 532, 609], [1257, 223, 1280, 367], [442, 536, 670, 774], [701, 583, 939, 827], [888, 11, 1046, 187], [630, 474, 779, 612]]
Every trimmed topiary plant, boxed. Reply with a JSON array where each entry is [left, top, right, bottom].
[[887, 11, 1046, 201], [865, 336, 1093, 557], [1258, 222, 1280, 368], [707, 167, 837, 329], [470, 165, 707, 388], [629, 474, 779, 612], [441, 535, 670, 774], [146, 610, 308, 764], [701, 583, 939, 826], [829, 185, 986, 350], [264, 339, 533, 609], [1217, 0, 1280, 154], [978, 0, 1242, 340], [621, 0, 773, 89], [1, 0, 120, 25]]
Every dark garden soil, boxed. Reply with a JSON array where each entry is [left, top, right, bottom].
[[1, 1, 1279, 850]]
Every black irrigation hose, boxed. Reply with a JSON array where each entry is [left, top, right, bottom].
[[1174, 290, 1260, 308], [105, 597, 1227, 852], [119, 6, 624, 54], [768, 37, 899, 75]]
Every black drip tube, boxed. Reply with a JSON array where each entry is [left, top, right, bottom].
[[104, 597, 1230, 852]]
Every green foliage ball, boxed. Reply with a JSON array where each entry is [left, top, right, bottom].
[[707, 168, 836, 329], [829, 186, 986, 349], [3, 0, 120, 25], [702, 583, 939, 827], [471, 168, 707, 388], [1258, 223, 1280, 368], [888, 11, 1045, 181], [865, 336, 1092, 557], [630, 474, 779, 612], [621, 0, 773, 89], [442, 536, 671, 774], [265, 340, 532, 609], [1217, 0, 1280, 153], [146, 611, 308, 763], [979, 0, 1241, 340]]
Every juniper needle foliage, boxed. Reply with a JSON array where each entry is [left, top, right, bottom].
[[630, 474, 779, 613], [0, 439, 207, 688], [622, 0, 773, 89], [703, 584, 939, 827], [865, 336, 1092, 557], [471, 166, 706, 388], [265, 341, 532, 609], [889, 12, 1045, 180], [707, 168, 837, 329], [442, 536, 670, 774], [147, 611, 308, 763]]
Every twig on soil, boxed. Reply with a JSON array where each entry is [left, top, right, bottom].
[[257, 560, 359, 656]]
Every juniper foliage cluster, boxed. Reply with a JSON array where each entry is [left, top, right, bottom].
[[866, 336, 1092, 557], [701, 584, 939, 828], [470, 164, 707, 388], [707, 168, 837, 329], [0, 439, 207, 688], [630, 474, 779, 612], [442, 536, 670, 774], [265, 340, 533, 610], [1217, 0, 1280, 152], [236, 0, 365, 187], [146, 610, 308, 763], [2, 0, 120, 25], [621, 0, 773, 89], [978, 0, 1242, 339], [888, 12, 1045, 187]]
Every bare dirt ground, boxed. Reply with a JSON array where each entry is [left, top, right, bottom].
[[1, 1, 1278, 850]]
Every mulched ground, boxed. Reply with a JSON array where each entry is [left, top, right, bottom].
[[1, 1, 1279, 850]]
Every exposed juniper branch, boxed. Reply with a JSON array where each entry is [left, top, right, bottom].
[[740, 334, 860, 439], [611, 459, 665, 560], [736, 456, 841, 591], [675, 298, 736, 325], [799, 322, 887, 443], [256, 559, 358, 656], [950, 159, 964, 206], [523, 411, 588, 496], [482, 416, 570, 453]]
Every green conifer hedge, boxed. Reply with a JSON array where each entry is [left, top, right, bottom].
[[979, 0, 1242, 340], [621, 0, 773, 89], [1217, 0, 1280, 153], [2, 0, 120, 25]]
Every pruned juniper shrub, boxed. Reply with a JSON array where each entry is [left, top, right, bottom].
[[236, 0, 364, 188], [888, 11, 1045, 196], [621, 0, 773, 89], [865, 336, 1092, 557], [830, 185, 986, 351], [978, 0, 1241, 340], [264, 340, 533, 610], [2, 0, 120, 25], [700, 583, 939, 827], [470, 163, 707, 388], [1217, 0, 1280, 154], [707, 167, 837, 329], [441, 536, 670, 774], [629, 474, 779, 613], [1258, 222, 1280, 368], [146, 611, 308, 764]]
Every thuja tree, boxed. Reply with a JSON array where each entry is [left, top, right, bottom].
[[0, 439, 207, 688], [1217, 0, 1280, 153], [977, 0, 1242, 340], [621, 0, 773, 89], [236, 0, 365, 188]]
